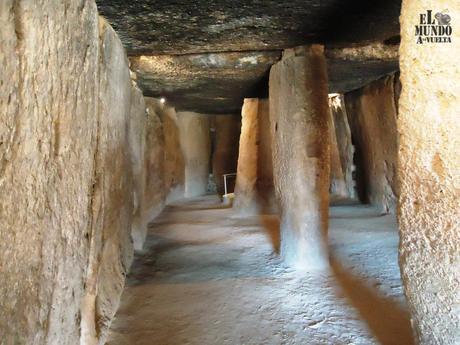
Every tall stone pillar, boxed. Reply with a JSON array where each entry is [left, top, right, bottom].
[[269, 46, 330, 271], [233, 99, 259, 214], [329, 94, 355, 200], [398, 1, 460, 343], [256, 99, 276, 212], [329, 106, 348, 199], [177, 112, 211, 198]]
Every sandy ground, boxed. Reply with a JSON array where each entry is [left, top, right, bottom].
[[106, 195, 414, 345]]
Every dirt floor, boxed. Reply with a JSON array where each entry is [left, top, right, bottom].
[[106, 195, 414, 345]]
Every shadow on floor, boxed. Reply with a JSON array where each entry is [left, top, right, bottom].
[[258, 214, 280, 254], [330, 256, 415, 345]]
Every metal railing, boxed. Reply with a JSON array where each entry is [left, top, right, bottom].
[[222, 173, 237, 195]]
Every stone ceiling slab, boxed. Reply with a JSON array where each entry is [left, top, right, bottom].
[[96, 0, 401, 55], [130, 51, 281, 114], [97, 0, 401, 113]]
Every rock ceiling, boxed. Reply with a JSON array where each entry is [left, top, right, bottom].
[[97, 0, 401, 113]]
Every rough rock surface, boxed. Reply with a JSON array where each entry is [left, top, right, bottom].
[[398, 1, 460, 343], [233, 99, 260, 215], [269, 46, 330, 270], [212, 115, 241, 195], [329, 107, 348, 199], [326, 44, 399, 93], [96, 0, 401, 115], [0, 4, 151, 344], [128, 46, 399, 114], [143, 98, 166, 225], [0, 2, 100, 344], [345, 74, 399, 213], [96, 0, 401, 55], [129, 85, 147, 251], [329, 95, 355, 199], [177, 112, 211, 198], [130, 52, 280, 114], [80, 21, 138, 345]]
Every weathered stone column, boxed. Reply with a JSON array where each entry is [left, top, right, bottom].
[[269, 46, 330, 270], [177, 112, 211, 198], [233, 99, 260, 214], [329, 94, 355, 199], [398, 1, 460, 343], [345, 75, 398, 213], [329, 106, 348, 199], [129, 85, 147, 251], [144, 98, 166, 225]]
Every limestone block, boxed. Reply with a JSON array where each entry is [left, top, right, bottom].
[[269, 46, 330, 271], [329, 94, 355, 199], [398, 1, 460, 343], [177, 112, 211, 198], [144, 98, 166, 224], [345, 74, 399, 213], [328, 105, 349, 199], [80, 19, 135, 345], [129, 85, 147, 251], [161, 105, 186, 202], [0, 1, 100, 344], [233, 99, 260, 214]]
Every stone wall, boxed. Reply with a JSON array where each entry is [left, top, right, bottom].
[[0, 3, 160, 344], [212, 115, 241, 195], [269, 46, 330, 270], [159, 104, 186, 203], [345, 74, 399, 213], [129, 85, 147, 251], [398, 1, 460, 343], [144, 98, 167, 226], [177, 112, 211, 198]]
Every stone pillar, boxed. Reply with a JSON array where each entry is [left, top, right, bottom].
[[398, 1, 460, 343], [329, 106, 349, 199], [329, 94, 355, 199], [233, 99, 260, 214], [256, 99, 276, 213], [129, 85, 147, 251], [177, 112, 211, 198], [345, 75, 398, 213], [212, 115, 241, 195], [144, 98, 166, 225], [161, 106, 185, 203], [269, 46, 330, 271]]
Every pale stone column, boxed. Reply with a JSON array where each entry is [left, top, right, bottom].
[[329, 106, 348, 199], [233, 99, 260, 214], [398, 1, 460, 343], [269, 46, 330, 271], [177, 112, 211, 198], [329, 94, 355, 199]]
